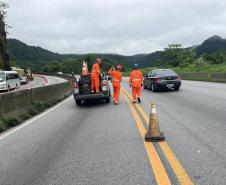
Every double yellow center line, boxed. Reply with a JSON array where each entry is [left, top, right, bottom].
[[121, 89, 193, 185]]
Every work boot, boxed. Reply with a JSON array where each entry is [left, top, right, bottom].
[[114, 101, 118, 105], [138, 97, 141, 103], [132, 100, 137, 104]]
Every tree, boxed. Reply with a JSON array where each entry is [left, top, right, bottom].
[[202, 51, 226, 64], [0, 2, 10, 70], [162, 44, 195, 67]]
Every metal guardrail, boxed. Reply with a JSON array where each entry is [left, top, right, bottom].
[[179, 72, 226, 82]]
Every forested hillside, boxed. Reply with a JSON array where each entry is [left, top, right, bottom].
[[6, 39, 146, 73], [195, 35, 226, 56], [6, 35, 226, 74]]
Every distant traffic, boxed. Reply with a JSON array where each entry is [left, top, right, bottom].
[[0, 71, 20, 91], [0, 67, 33, 92]]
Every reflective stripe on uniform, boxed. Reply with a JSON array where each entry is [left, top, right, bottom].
[[92, 70, 100, 73], [113, 79, 120, 82], [132, 79, 142, 82]]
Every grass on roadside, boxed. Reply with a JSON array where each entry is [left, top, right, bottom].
[[174, 63, 226, 73], [0, 101, 48, 133]]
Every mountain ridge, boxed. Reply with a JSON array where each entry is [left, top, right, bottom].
[[6, 35, 226, 70]]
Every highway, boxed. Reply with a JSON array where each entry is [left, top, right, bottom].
[[0, 75, 67, 93], [0, 80, 226, 185], [19, 75, 67, 90]]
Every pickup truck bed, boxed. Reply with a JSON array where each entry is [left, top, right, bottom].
[[73, 75, 111, 105]]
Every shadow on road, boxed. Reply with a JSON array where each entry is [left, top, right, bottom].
[[143, 89, 183, 93], [75, 99, 111, 108]]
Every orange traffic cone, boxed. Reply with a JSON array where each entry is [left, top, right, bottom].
[[145, 102, 165, 142], [82, 61, 89, 76]]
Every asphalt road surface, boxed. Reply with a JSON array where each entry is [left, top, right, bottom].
[[0, 75, 67, 93], [0, 79, 225, 185], [20, 75, 67, 90]]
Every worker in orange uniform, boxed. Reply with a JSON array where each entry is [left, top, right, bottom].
[[91, 58, 102, 93], [129, 64, 143, 103], [108, 65, 123, 105]]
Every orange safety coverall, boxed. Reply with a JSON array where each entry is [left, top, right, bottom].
[[129, 69, 143, 102], [108, 69, 122, 103], [91, 63, 101, 92]]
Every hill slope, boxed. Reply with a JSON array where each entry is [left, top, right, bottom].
[[6, 35, 226, 72], [6, 39, 147, 69], [195, 35, 226, 56], [6, 39, 61, 62]]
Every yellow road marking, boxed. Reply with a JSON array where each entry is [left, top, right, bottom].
[[159, 142, 194, 185], [122, 92, 171, 185], [122, 88, 194, 185]]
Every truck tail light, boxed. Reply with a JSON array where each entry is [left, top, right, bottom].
[[72, 82, 78, 88], [102, 80, 107, 86]]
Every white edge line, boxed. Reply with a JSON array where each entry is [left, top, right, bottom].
[[0, 95, 73, 141]]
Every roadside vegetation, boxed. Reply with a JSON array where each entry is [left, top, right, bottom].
[[131, 45, 226, 76], [6, 37, 226, 77], [0, 96, 69, 133], [0, 101, 51, 133], [155, 49, 226, 75]]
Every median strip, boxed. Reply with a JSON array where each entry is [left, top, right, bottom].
[[122, 88, 193, 185], [0, 81, 73, 134]]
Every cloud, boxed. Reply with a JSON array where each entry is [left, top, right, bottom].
[[6, 0, 226, 55]]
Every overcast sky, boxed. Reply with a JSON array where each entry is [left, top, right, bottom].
[[5, 0, 226, 55]]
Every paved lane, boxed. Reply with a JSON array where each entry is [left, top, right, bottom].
[[0, 79, 225, 185], [0, 96, 154, 185], [47, 75, 67, 85], [122, 79, 226, 185]]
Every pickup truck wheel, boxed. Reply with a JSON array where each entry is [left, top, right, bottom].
[[76, 100, 82, 106], [105, 97, 110, 103]]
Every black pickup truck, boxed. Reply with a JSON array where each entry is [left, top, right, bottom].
[[73, 74, 111, 105]]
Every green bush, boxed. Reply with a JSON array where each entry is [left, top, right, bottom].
[[19, 113, 31, 121], [2, 117, 20, 127], [29, 107, 39, 116], [32, 101, 46, 112], [0, 120, 7, 132], [195, 57, 208, 68], [179, 62, 191, 68]]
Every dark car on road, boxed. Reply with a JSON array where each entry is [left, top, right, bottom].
[[143, 69, 181, 92]]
